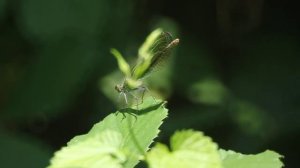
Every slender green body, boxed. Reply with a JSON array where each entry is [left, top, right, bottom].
[[113, 30, 179, 105]]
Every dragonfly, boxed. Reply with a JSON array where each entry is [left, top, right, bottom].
[[112, 29, 179, 108]]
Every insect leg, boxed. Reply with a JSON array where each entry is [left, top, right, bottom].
[[123, 92, 128, 104], [128, 92, 140, 110], [139, 86, 146, 105], [117, 92, 122, 103]]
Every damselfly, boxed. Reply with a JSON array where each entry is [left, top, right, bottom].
[[112, 29, 179, 108]]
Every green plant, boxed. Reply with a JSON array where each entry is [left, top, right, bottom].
[[47, 29, 284, 168]]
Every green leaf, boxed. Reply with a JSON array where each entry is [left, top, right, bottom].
[[48, 130, 126, 168], [219, 149, 284, 168], [48, 98, 168, 168], [146, 130, 222, 168], [111, 48, 131, 77]]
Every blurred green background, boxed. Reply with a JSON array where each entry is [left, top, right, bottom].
[[0, 0, 299, 167]]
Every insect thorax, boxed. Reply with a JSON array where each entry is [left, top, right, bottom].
[[114, 81, 134, 93]]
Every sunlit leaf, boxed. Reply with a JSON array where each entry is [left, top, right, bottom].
[[147, 130, 222, 168], [48, 98, 168, 168], [219, 149, 284, 168], [48, 130, 126, 168]]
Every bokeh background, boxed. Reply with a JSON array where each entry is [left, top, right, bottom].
[[0, 0, 299, 167]]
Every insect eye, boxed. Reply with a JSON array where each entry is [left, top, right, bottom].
[[115, 85, 122, 92]]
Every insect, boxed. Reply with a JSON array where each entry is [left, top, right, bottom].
[[112, 29, 179, 108]]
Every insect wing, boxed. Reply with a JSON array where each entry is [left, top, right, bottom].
[[145, 38, 179, 77], [132, 31, 175, 79]]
